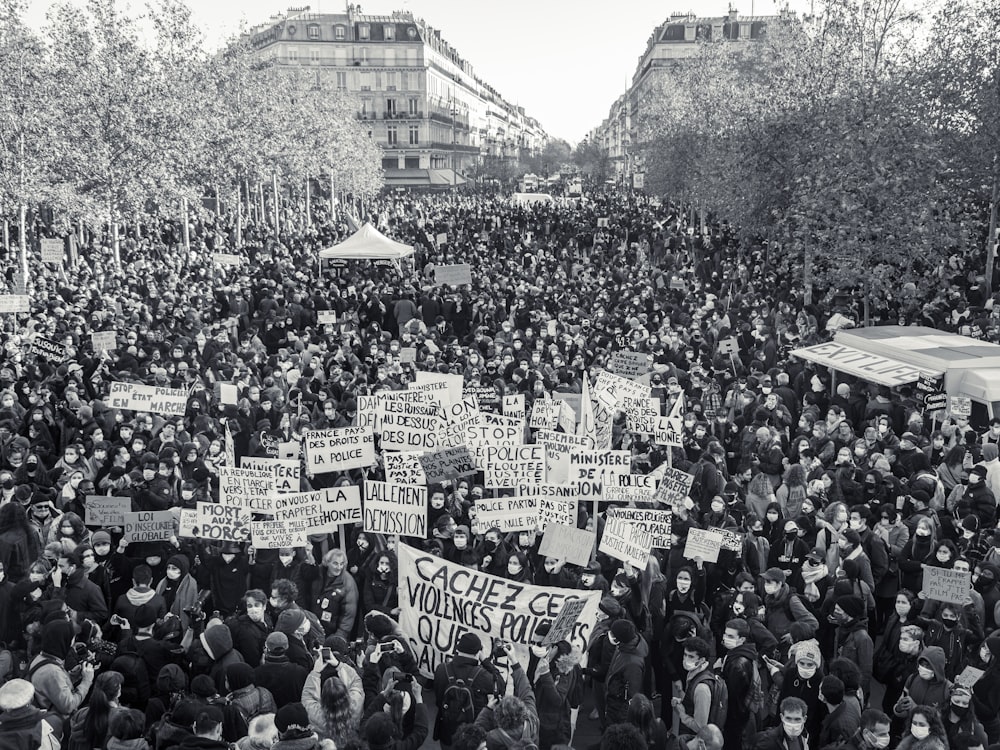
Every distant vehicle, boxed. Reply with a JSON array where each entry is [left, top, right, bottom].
[[511, 192, 554, 206]]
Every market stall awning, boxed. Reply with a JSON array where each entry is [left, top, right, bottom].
[[791, 341, 942, 387]]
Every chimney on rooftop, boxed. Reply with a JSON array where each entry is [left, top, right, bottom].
[[728, 5, 738, 21]]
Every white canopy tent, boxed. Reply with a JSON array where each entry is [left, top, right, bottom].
[[319, 223, 415, 261]]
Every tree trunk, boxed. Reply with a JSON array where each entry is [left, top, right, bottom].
[[986, 160, 999, 297], [305, 177, 312, 227], [272, 174, 279, 232], [236, 186, 243, 247], [182, 197, 190, 253], [330, 175, 336, 218], [863, 276, 871, 328], [18, 204, 27, 283], [804, 239, 813, 307]]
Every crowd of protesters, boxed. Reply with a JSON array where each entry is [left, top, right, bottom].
[[0, 187, 998, 750]]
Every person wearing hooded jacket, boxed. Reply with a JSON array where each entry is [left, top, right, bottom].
[[761, 567, 819, 656], [972, 635, 1000, 743], [29, 619, 96, 733], [53, 546, 109, 624], [894, 646, 952, 719], [719, 618, 761, 748], [224, 662, 276, 723], [188, 622, 246, 695], [155, 554, 198, 631], [473, 642, 542, 750], [603, 618, 648, 727], [831, 594, 875, 699]]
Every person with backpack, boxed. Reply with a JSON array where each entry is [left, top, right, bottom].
[[224, 663, 276, 725], [473, 641, 543, 749], [603, 619, 648, 727], [29, 618, 95, 737], [0, 678, 62, 750], [719, 618, 764, 748], [672, 636, 726, 735], [433, 632, 502, 748]]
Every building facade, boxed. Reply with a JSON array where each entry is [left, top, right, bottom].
[[590, 6, 795, 185], [247, 5, 547, 188]]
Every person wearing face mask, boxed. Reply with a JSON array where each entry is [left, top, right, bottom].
[[446, 525, 480, 568], [155, 553, 198, 630], [534, 555, 578, 590], [898, 706, 949, 750], [767, 520, 809, 594], [944, 684, 986, 750], [198, 541, 249, 618], [828, 595, 874, 699], [899, 516, 938, 593], [362, 552, 399, 620], [894, 647, 951, 721], [225, 590, 272, 668], [969, 635, 1000, 743], [718, 618, 762, 747], [604, 619, 649, 727], [504, 551, 533, 584], [955, 464, 999, 529], [477, 528, 509, 577], [751, 696, 811, 750], [760, 568, 819, 658]]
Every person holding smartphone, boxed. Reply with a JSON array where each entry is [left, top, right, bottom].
[[302, 643, 365, 735]]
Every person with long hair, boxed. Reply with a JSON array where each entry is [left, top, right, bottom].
[[0, 501, 40, 582], [67, 670, 132, 750], [46, 510, 89, 555], [361, 667, 429, 750], [301, 655, 361, 746], [626, 693, 668, 750], [897, 705, 949, 750], [898, 517, 938, 594], [777, 463, 809, 520]]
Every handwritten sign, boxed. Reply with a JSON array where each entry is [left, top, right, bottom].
[[418, 445, 478, 484], [504, 394, 525, 420], [40, 238, 63, 264], [950, 396, 972, 419], [922, 566, 971, 604], [473, 495, 540, 534], [272, 486, 363, 535], [529, 400, 561, 430], [304, 426, 375, 472], [240, 457, 301, 494], [607, 507, 673, 548], [484, 445, 546, 489], [610, 351, 650, 379], [195, 502, 250, 542], [433, 263, 473, 286], [212, 252, 242, 266], [385, 452, 427, 485], [717, 337, 739, 356], [599, 515, 653, 569], [539, 522, 594, 568], [91, 330, 117, 352], [85, 496, 131, 527], [654, 416, 684, 447], [683, 527, 725, 564], [710, 526, 744, 552], [518, 483, 578, 532], [653, 468, 695, 506], [363, 481, 427, 537], [603, 474, 658, 505], [218, 466, 276, 512], [543, 597, 589, 646], [955, 666, 984, 689], [0, 295, 30, 313], [108, 382, 188, 416], [122, 511, 174, 543], [30, 337, 68, 364], [317, 310, 338, 325]]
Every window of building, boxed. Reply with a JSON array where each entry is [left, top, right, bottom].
[[406, 48, 417, 65], [307, 24, 320, 39], [359, 71, 372, 90], [404, 156, 419, 169], [309, 48, 320, 63], [287, 47, 299, 62], [384, 48, 395, 66], [361, 98, 372, 117], [334, 48, 347, 65], [336, 71, 347, 90], [384, 24, 395, 41], [358, 47, 369, 64], [375, 72, 382, 89], [387, 125, 398, 145], [385, 98, 397, 117], [335, 24, 345, 39], [382, 157, 398, 169], [385, 72, 396, 90], [407, 26, 417, 39], [431, 154, 446, 168], [408, 125, 419, 145], [408, 97, 418, 116], [400, 72, 409, 90], [358, 24, 369, 40]]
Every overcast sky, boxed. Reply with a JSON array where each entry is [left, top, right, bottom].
[[26, 0, 816, 144]]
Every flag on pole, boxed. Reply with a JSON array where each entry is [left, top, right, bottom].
[[225, 421, 236, 468], [345, 211, 361, 233], [578, 372, 596, 443]]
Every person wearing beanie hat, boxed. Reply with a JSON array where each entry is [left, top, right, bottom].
[[965, 463, 999, 529], [254, 631, 309, 712], [193, 623, 245, 695], [273, 702, 316, 744], [604, 617, 648, 726], [580, 561, 610, 594], [0, 678, 61, 750], [30, 619, 95, 720], [762, 567, 787, 585], [831, 594, 874, 697], [432, 630, 504, 746], [155, 553, 198, 631]]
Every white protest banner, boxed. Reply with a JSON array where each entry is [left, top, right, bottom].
[[653, 468, 695, 505], [607, 507, 673, 548], [414, 371, 464, 408], [529, 399, 561, 430], [598, 515, 653, 569], [40, 238, 63, 263], [434, 263, 473, 286], [213, 252, 242, 266], [923, 566, 971, 603], [473, 495, 540, 534], [379, 401, 443, 452], [683, 527, 725, 564], [418, 445, 478, 484], [108, 382, 188, 416], [435, 416, 478, 449], [483, 445, 546, 489], [610, 350, 650, 379], [251, 519, 307, 549], [0, 295, 30, 313], [535, 430, 595, 484], [304, 426, 376, 472], [385, 452, 427, 484], [654, 416, 684, 447], [539, 522, 594, 567], [195, 502, 250, 542], [122, 511, 174, 543], [503, 394, 525, 420], [239, 457, 301, 494], [273, 486, 363, 534], [91, 330, 117, 352], [603, 473, 658, 505], [593, 371, 649, 410], [543, 597, 589, 646], [623, 397, 660, 434], [398, 543, 601, 677], [518, 483, 578, 532], [317, 310, 338, 325], [364, 481, 427, 537], [357, 391, 408, 432], [568, 450, 631, 503], [85, 496, 130, 526], [218, 466, 276, 512]]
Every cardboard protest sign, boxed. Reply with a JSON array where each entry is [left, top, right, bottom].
[[603, 474, 658, 505], [923, 566, 971, 604], [529, 399, 561, 430], [304, 426, 376, 472], [85, 496, 131, 527], [398, 543, 601, 677], [40, 238, 63, 264], [462, 385, 501, 414], [414, 371, 464, 408], [444, 395, 481, 425], [683, 527, 725, 564], [593, 371, 649, 410], [557, 401, 576, 435], [607, 507, 673, 548], [91, 330, 117, 352], [717, 337, 739, 355], [504, 394, 525, 420], [950, 396, 972, 419], [466, 415, 522, 449], [653, 468, 695, 506], [317, 310, 338, 325], [955, 666, 985, 689], [379, 400, 444, 452], [418, 445, 477, 484], [543, 597, 589, 646], [568, 451, 632, 483], [0, 295, 30, 313], [599, 515, 653, 569], [539, 522, 594, 567], [272, 486, 363, 535], [483, 445, 546, 489], [535, 430, 595, 483], [434, 416, 478, 449], [212, 252, 242, 266], [357, 391, 421, 432], [251, 519, 307, 549], [654, 416, 684, 447], [122, 511, 174, 543], [384, 452, 427, 485], [218, 383, 239, 406], [623, 397, 660, 434], [519, 483, 578, 532], [108, 382, 188, 416], [473, 495, 540, 534], [552, 393, 581, 420], [218, 466, 276, 512], [363, 481, 428, 537], [710, 527, 744, 552], [240, 457, 301, 493], [435, 232, 448, 246], [30, 337, 68, 364], [400, 346, 417, 364], [610, 350, 650, 379], [195, 502, 250, 542], [433, 263, 473, 286], [177, 508, 198, 538]]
